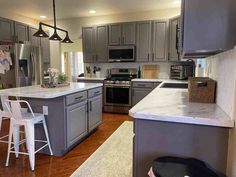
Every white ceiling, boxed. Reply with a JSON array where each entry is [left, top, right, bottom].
[[0, 0, 181, 20]]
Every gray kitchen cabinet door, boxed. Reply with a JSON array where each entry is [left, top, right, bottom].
[[95, 25, 108, 63], [180, 0, 236, 58], [40, 31, 50, 63], [169, 17, 180, 61], [29, 27, 40, 46], [108, 23, 122, 45], [136, 21, 152, 62], [0, 17, 14, 42], [88, 95, 102, 132], [152, 21, 168, 62], [122, 23, 136, 45], [82, 27, 95, 63], [67, 101, 88, 147], [14, 22, 29, 43], [132, 88, 153, 106]]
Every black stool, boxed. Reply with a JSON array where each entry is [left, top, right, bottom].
[[151, 156, 225, 177]]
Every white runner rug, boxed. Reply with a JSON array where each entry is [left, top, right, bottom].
[[70, 121, 133, 177]]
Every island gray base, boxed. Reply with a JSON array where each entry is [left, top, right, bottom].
[[133, 119, 229, 177]]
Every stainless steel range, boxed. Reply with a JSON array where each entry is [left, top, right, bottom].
[[104, 68, 137, 114]]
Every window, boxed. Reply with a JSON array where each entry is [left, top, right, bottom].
[[62, 52, 84, 81]]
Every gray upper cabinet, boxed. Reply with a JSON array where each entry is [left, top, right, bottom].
[[108, 23, 122, 45], [169, 16, 180, 61], [29, 27, 40, 46], [152, 21, 168, 62], [40, 31, 50, 63], [108, 23, 136, 45], [122, 23, 136, 45], [180, 0, 236, 58], [0, 17, 14, 42], [14, 22, 29, 43], [67, 101, 88, 147], [82, 27, 95, 63], [136, 21, 152, 62], [88, 95, 102, 132], [95, 25, 108, 63]]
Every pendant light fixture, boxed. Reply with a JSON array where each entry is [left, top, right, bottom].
[[34, 0, 73, 43]]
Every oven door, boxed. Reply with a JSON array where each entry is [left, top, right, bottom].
[[104, 84, 131, 107]]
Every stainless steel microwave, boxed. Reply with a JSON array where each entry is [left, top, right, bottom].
[[108, 45, 135, 62]]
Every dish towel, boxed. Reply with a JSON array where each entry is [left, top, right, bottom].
[[0, 50, 12, 74]]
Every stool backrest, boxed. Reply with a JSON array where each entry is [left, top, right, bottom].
[[4, 100, 35, 120], [0, 95, 11, 118]]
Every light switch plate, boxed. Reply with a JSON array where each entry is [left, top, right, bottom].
[[43, 106, 48, 115]]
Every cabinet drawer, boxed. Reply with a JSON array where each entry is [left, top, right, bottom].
[[88, 87, 102, 98], [132, 82, 154, 88], [66, 91, 87, 106]]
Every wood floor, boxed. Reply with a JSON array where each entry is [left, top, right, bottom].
[[0, 113, 132, 177]]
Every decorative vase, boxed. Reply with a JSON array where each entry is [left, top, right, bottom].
[[95, 71, 101, 78]]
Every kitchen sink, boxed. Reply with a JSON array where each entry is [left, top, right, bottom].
[[160, 83, 188, 89]]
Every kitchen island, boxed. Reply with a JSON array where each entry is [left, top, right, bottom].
[[0, 82, 103, 156], [129, 82, 234, 177]]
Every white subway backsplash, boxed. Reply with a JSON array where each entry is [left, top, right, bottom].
[[84, 62, 172, 79]]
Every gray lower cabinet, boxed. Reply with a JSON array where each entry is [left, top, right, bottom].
[[132, 88, 153, 106], [132, 81, 161, 106], [66, 100, 88, 148], [152, 21, 168, 62], [0, 17, 14, 42], [88, 95, 102, 132], [136, 21, 152, 62], [14, 22, 29, 43], [169, 16, 180, 61]]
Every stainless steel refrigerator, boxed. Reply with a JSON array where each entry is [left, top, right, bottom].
[[14, 44, 43, 87]]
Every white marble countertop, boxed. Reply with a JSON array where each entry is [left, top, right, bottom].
[[129, 82, 234, 128], [77, 77, 106, 81], [0, 82, 103, 99]]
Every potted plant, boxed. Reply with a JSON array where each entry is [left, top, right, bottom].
[[58, 73, 68, 84], [86, 66, 92, 77], [93, 66, 102, 78]]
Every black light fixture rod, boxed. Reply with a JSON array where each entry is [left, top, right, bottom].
[[40, 22, 68, 33], [53, 0, 57, 28]]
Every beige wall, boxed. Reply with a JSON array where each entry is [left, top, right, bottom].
[[0, 9, 38, 27], [205, 48, 236, 177]]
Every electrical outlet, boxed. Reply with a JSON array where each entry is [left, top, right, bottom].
[[43, 106, 48, 115]]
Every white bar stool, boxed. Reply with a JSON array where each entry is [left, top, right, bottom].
[[0, 95, 13, 143], [5, 100, 53, 171]]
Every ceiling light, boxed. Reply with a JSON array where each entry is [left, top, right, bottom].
[[173, 0, 181, 4], [40, 15, 47, 19], [89, 10, 96, 14]]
